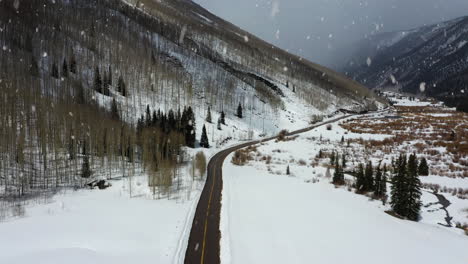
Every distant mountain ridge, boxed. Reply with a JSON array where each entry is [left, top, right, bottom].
[[343, 16, 468, 111]]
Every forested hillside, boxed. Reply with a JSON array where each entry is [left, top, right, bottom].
[[0, 0, 381, 198]]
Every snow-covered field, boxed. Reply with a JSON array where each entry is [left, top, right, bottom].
[[221, 109, 468, 264], [221, 163, 468, 264], [0, 176, 198, 264]]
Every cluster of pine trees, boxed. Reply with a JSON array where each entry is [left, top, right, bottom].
[[355, 161, 388, 198], [137, 105, 196, 148], [353, 154, 426, 221], [390, 154, 424, 221], [93, 66, 128, 97], [331, 151, 346, 185]]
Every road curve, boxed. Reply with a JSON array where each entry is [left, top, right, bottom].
[[184, 115, 352, 264]]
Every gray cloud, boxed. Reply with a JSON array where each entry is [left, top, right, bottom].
[[194, 0, 468, 66]]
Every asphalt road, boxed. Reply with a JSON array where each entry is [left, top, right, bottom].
[[184, 115, 352, 264]]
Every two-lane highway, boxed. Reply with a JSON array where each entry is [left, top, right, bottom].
[[184, 115, 352, 264]]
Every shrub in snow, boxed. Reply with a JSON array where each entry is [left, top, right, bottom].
[[277, 129, 288, 141]]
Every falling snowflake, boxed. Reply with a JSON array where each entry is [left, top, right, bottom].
[[419, 82, 426, 93], [42, 52, 48, 57], [179, 25, 187, 44], [366, 57, 372, 67], [69, 112, 74, 117], [275, 30, 280, 40], [283, 67, 288, 72], [2, 45, 6, 51], [271, 1, 280, 18], [13, 0, 20, 10], [390, 74, 397, 84], [243, 35, 249, 42]]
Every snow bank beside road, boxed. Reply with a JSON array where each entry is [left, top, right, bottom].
[[222, 157, 468, 264], [0, 177, 197, 264]]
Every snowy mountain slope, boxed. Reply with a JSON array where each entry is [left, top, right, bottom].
[[342, 16, 468, 111], [0, 0, 383, 123]]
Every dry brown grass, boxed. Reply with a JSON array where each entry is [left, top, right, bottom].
[[231, 145, 257, 166], [340, 104, 468, 178]]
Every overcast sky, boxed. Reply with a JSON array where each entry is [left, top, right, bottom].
[[194, 0, 468, 66]]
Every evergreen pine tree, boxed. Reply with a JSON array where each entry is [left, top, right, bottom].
[[406, 154, 422, 221], [30, 56, 39, 77], [81, 156, 92, 178], [206, 106, 212, 123], [145, 105, 151, 126], [381, 165, 388, 198], [408, 154, 418, 178], [110, 98, 119, 120], [391, 154, 408, 217], [332, 158, 344, 185], [220, 111, 226, 125], [94, 66, 102, 93], [200, 125, 210, 148], [62, 59, 68, 78], [217, 117, 222, 130], [237, 102, 243, 118], [364, 161, 374, 192], [356, 163, 365, 191], [184, 107, 196, 148], [341, 153, 346, 168], [418, 157, 429, 176], [51, 62, 59, 79], [70, 54, 77, 74], [107, 65, 113, 86], [330, 151, 336, 166], [286, 165, 290, 175], [103, 72, 110, 96], [374, 163, 383, 197], [117, 76, 127, 97], [82, 139, 88, 155]]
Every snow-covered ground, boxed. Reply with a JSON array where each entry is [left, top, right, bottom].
[[221, 112, 468, 264], [0, 176, 199, 264], [221, 163, 468, 264]]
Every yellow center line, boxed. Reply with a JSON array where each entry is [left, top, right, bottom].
[[195, 116, 351, 263], [200, 155, 219, 264]]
